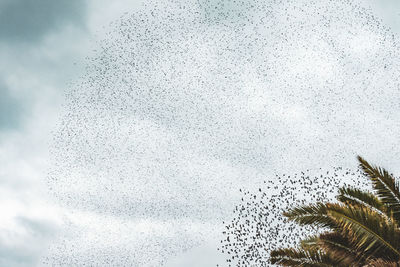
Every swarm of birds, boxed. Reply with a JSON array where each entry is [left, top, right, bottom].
[[219, 167, 370, 266], [45, 0, 400, 264]]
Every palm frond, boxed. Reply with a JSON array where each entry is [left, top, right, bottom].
[[358, 156, 400, 223], [283, 202, 336, 229], [300, 235, 319, 249], [364, 258, 400, 267], [327, 203, 400, 261], [268, 157, 400, 266], [269, 247, 345, 267], [337, 186, 389, 219], [318, 231, 366, 266]]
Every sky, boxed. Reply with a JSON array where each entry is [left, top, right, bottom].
[[2, 0, 400, 266]]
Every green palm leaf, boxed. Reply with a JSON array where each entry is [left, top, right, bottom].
[[284, 202, 400, 260], [269, 247, 345, 267], [300, 233, 365, 265], [364, 258, 400, 266], [337, 186, 389, 219], [283, 202, 336, 229], [358, 156, 400, 222], [267, 157, 400, 266], [300, 235, 319, 249], [327, 203, 400, 261], [318, 232, 366, 266]]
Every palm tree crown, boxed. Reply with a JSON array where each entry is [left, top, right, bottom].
[[270, 156, 400, 267]]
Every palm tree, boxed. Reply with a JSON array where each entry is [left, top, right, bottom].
[[269, 156, 400, 266]]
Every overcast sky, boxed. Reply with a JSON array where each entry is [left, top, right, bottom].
[[2, 0, 400, 266]]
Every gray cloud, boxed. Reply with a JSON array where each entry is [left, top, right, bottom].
[[16, 216, 57, 238], [365, 0, 400, 33], [0, 246, 35, 267], [0, 216, 57, 267], [0, 81, 23, 130], [197, 0, 255, 22], [0, 0, 86, 43]]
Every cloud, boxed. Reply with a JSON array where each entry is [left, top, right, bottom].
[[196, 0, 256, 22], [0, 216, 58, 267], [42, 212, 214, 266], [0, 0, 86, 44], [0, 81, 23, 130]]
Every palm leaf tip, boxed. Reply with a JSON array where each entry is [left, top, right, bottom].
[[283, 202, 336, 228]]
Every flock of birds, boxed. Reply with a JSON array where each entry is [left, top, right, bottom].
[[219, 167, 370, 266], [44, 0, 400, 265]]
